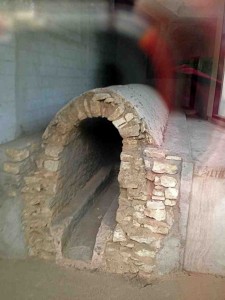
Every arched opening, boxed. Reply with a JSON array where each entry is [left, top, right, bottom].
[[52, 117, 123, 262], [79, 117, 122, 166]]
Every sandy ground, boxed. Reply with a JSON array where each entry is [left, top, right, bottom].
[[1, 258, 225, 300]]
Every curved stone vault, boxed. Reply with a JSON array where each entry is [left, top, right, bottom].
[[22, 84, 182, 276]]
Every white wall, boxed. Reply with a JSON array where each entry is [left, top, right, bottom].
[[15, 30, 99, 134], [0, 36, 17, 144], [0, 19, 107, 144]]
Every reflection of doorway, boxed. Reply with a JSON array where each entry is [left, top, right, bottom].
[[213, 29, 225, 120], [218, 58, 225, 117]]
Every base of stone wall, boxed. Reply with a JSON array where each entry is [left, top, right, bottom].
[[0, 133, 42, 258]]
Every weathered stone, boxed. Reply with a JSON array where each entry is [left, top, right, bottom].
[[123, 243, 135, 248], [3, 162, 20, 175], [24, 176, 42, 185], [152, 195, 165, 201], [145, 201, 166, 221], [93, 93, 111, 101], [133, 211, 145, 219], [119, 124, 140, 138], [125, 113, 134, 122], [6, 148, 29, 162], [144, 148, 165, 159], [108, 104, 125, 121], [154, 185, 164, 190], [113, 117, 126, 128], [36, 158, 44, 169], [133, 219, 141, 227], [146, 201, 165, 210], [144, 208, 166, 221], [144, 159, 152, 169], [119, 196, 131, 207], [116, 206, 134, 224], [76, 105, 87, 120], [56, 119, 72, 134], [120, 153, 133, 162], [133, 201, 145, 212], [139, 264, 154, 273], [152, 189, 164, 197], [152, 161, 178, 175], [143, 219, 169, 235], [83, 99, 92, 117], [165, 188, 179, 199], [113, 225, 127, 242], [105, 97, 115, 103], [166, 155, 182, 161], [44, 160, 59, 172], [120, 161, 131, 170], [165, 199, 176, 206], [154, 176, 160, 184], [134, 249, 155, 258], [146, 171, 155, 181], [128, 228, 160, 245], [160, 175, 177, 188], [89, 99, 101, 116], [45, 145, 63, 158]]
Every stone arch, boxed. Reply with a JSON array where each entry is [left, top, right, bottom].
[[22, 84, 181, 276]]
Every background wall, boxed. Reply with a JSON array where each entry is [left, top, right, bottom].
[[0, 1, 118, 144], [0, 36, 17, 144]]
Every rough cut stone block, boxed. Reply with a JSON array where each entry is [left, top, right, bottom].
[[93, 93, 111, 101], [113, 117, 126, 128], [45, 145, 63, 158], [152, 189, 164, 197], [144, 159, 152, 169], [154, 185, 164, 190], [152, 161, 178, 175], [144, 209, 166, 221], [125, 113, 134, 122], [139, 264, 154, 273], [165, 199, 176, 206], [166, 155, 182, 161], [120, 153, 133, 162], [146, 171, 155, 181], [143, 219, 169, 235], [152, 195, 165, 201], [160, 175, 177, 188], [119, 124, 140, 138], [129, 233, 158, 245], [154, 176, 160, 184], [133, 219, 141, 227], [146, 201, 165, 210], [3, 162, 20, 175], [108, 105, 125, 121], [165, 187, 178, 199], [6, 148, 29, 162], [120, 161, 131, 170], [105, 97, 115, 103], [144, 148, 165, 159], [135, 249, 155, 258], [133, 211, 145, 219], [44, 160, 59, 172], [113, 225, 127, 242]]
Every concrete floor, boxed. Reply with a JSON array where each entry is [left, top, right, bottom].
[[1, 258, 225, 300], [63, 176, 119, 261], [187, 118, 225, 167]]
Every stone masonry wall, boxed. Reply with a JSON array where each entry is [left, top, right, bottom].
[[105, 148, 181, 276], [0, 134, 41, 257]]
